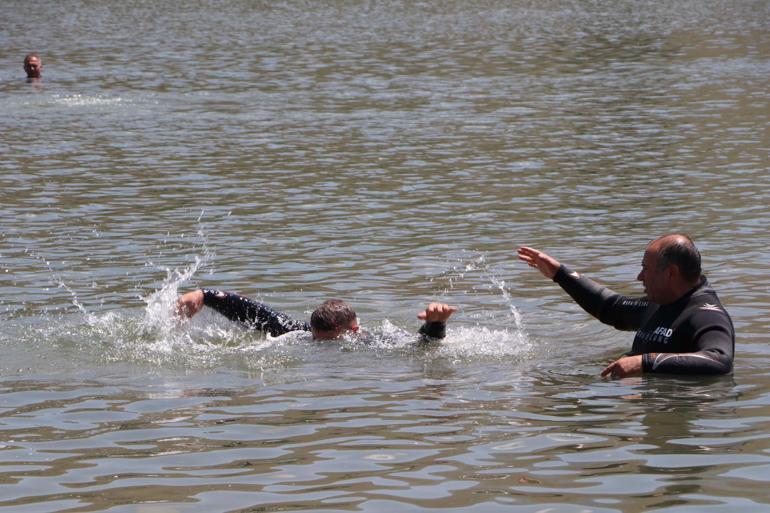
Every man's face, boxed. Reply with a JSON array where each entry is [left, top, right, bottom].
[[24, 57, 42, 78], [311, 320, 359, 341], [637, 245, 672, 304]]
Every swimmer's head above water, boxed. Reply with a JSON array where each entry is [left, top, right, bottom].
[[24, 53, 42, 79], [310, 299, 359, 340]]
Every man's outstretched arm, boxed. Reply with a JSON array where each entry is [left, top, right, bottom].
[[518, 246, 647, 331]]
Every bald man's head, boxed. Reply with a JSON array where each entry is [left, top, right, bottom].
[[651, 234, 702, 283]]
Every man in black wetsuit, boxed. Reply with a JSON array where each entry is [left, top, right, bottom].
[[517, 234, 734, 378], [176, 289, 457, 341]]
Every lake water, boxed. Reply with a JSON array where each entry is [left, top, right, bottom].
[[2, 1, 769, 511]]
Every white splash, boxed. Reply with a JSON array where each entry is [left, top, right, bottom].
[[142, 255, 204, 342], [51, 93, 126, 107], [487, 275, 526, 337], [436, 325, 532, 360]]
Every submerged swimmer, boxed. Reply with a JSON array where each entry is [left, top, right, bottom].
[[177, 289, 457, 342], [518, 234, 734, 378]]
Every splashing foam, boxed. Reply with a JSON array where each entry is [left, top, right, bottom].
[[442, 250, 529, 334], [51, 94, 127, 107], [419, 251, 533, 361], [81, 215, 303, 368], [330, 319, 531, 362], [487, 275, 526, 336], [142, 255, 203, 343], [437, 325, 532, 360]]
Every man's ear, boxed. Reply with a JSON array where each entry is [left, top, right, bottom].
[[666, 264, 680, 281]]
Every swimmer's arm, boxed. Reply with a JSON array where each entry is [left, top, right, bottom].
[[178, 289, 310, 336], [417, 303, 458, 341]]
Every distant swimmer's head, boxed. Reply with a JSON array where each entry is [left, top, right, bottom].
[[310, 299, 359, 340], [24, 53, 42, 79]]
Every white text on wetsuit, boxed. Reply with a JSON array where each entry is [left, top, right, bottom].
[[637, 325, 673, 344]]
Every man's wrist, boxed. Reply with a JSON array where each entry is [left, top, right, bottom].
[[642, 353, 657, 372], [552, 264, 568, 283], [420, 321, 446, 339]]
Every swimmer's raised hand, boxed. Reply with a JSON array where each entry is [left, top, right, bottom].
[[517, 246, 561, 279], [418, 302, 458, 323], [176, 289, 204, 318]]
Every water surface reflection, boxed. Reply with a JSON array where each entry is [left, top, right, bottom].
[[2, 0, 769, 511]]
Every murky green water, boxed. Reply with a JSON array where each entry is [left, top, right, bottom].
[[2, 1, 769, 511]]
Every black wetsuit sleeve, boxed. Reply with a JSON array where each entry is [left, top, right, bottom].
[[641, 315, 734, 375], [553, 265, 648, 331], [202, 289, 310, 337], [418, 321, 447, 341]]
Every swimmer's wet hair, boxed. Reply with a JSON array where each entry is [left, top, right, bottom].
[[310, 299, 357, 331]]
